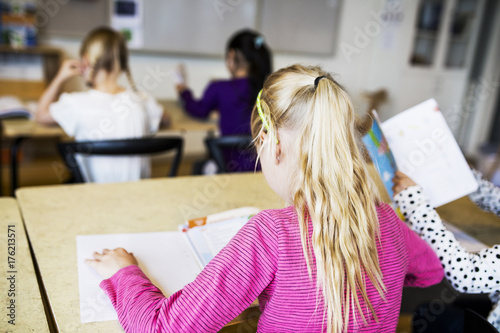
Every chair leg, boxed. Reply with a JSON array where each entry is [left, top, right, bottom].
[[168, 143, 183, 177], [10, 137, 25, 197]]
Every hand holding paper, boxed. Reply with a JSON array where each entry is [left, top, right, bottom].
[[174, 63, 187, 86], [392, 171, 417, 196]]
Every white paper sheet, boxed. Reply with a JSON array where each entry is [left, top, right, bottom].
[[381, 99, 478, 207], [76, 232, 202, 323]]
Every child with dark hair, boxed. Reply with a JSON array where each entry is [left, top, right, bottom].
[[175, 29, 272, 172]]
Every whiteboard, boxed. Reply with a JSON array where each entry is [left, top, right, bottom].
[[38, 0, 342, 56], [141, 0, 257, 56], [259, 0, 341, 55]]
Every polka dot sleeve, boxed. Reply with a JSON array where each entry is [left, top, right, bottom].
[[468, 169, 500, 216], [394, 185, 500, 294]]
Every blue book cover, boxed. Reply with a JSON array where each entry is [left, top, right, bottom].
[[362, 110, 398, 199]]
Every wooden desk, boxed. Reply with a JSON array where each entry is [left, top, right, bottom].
[[0, 198, 50, 332], [1, 100, 217, 137], [16, 173, 283, 332], [437, 197, 500, 247], [1, 99, 218, 195]]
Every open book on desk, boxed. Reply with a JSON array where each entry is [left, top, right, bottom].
[[363, 99, 478, 207], [0, 96, 33, 119], [76, 207, 260, 324]]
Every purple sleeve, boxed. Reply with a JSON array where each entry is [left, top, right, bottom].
[[180, 83, 219, 119], [399, 217, 444, 287], [100, 212, 277, 332]]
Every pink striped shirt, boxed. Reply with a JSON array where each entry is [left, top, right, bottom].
[[100, 204, 443, 332]]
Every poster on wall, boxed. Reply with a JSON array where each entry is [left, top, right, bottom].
[[110, 0, 144, 48]]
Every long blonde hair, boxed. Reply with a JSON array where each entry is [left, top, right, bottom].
[[251, 65, 385, 333], [80, 26, 137, 92]]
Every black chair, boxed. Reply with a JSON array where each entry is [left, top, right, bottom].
[[204, 135, 254, 173], [464, 308, 498, 333], [57, 137, 183, 183]]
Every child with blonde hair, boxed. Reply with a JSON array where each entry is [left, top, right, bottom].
[[36, 26, 163, 183], [86, 65, 443, 332]]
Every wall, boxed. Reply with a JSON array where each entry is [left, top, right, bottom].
[[40, 0, 412, 118], [37, 0, 499, 156]]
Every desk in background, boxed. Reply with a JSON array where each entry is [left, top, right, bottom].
[[1, 99, 218, 195], [16, 173, 283, 332], [0, 198, 50, 332]]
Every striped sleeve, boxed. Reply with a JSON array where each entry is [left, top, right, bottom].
[[399, 216, 444, 287], [378, 203, 444, 287], [100, 211, 278, 333]]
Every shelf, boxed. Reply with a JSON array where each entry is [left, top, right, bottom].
[[0, 46, 62, 99], [0, 45, 62, 56]]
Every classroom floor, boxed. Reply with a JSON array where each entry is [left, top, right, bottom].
[[2, 141, 498, 333]]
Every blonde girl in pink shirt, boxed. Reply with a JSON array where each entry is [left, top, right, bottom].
[[86, 65, 443, 332]]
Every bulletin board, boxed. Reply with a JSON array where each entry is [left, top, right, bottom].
[[39, 0, 110, 37]]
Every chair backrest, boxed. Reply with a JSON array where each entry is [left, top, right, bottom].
[[57, 137, 183, 183], [464, 308, 498, 333], [205, 135, 254, 173]]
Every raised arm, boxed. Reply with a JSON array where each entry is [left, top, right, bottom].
[[394, 177, 500, 294], [88, 212, 277, 332], [468, 169, 500, 216], [177, 82, 219, 119], [36, 59, 82, 125]]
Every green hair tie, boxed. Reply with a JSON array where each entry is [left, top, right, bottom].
[[256, 90, 279, 144]]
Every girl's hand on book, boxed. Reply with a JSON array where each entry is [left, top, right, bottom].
[[85, 248, 138, 280], [392, 171, 417, 196]]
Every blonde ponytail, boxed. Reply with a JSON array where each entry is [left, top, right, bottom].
[[86, 66, 96, 88], [252, 65, 385, 333], [80, 27, 133, 91]]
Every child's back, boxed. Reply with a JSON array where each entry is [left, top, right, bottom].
[[176, 30, 272, 172], [51, 89, 162, 182], [97, 203, 443, 332], [88, 64, 444, 333], [36, 27, 163, 183], [180, 78, 252, 136], [252, 205, 441, 331]]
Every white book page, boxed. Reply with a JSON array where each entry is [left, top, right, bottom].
[[381, 99, 478, 207], [76, 232, 202, 323], [185, 217, 248, 267]]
